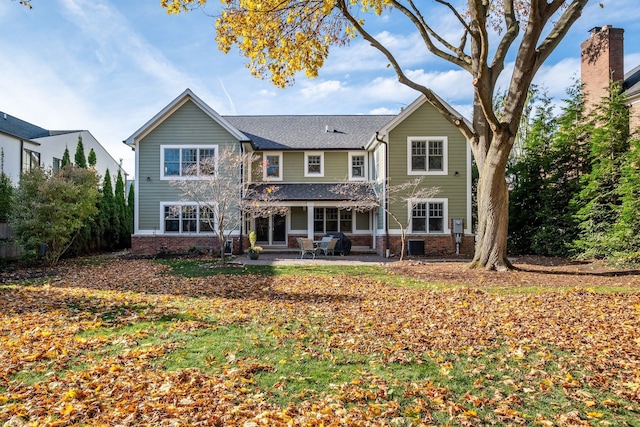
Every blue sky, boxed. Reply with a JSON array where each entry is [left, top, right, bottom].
[[1, 0, 639, 177]]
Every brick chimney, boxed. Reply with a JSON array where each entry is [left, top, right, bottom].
[[580, 25, 624, 110]]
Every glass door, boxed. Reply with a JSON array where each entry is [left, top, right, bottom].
[[272, 214, 287, 245], [254, 214, 287, 246]]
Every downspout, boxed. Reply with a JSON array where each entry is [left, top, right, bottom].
[[375, 132, 390, 255], [239, 143, 244, 255], [20, 140, 24, 174]]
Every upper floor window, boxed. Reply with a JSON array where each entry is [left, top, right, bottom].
[[304, 152, 324, 177], [349, 152, 366, 180], [22, 149, 40, 173], [407, 137, 447, 175], [163, 203, 216, 233], [411, 199, 447, 233], [161, 145, 218, 179], [263, 152, 282, 181]]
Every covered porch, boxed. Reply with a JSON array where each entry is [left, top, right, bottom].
[[246, 183, 378, 253]]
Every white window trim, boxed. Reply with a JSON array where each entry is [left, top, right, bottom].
[[348, 151, 367, 181], [407, 198, 449, 234], [304, 152, 324, 177], [160, 202, 218, 234], [263, 151, 283, 181], [313, 206, 354, 234], [160, 144, 219, 180], [407, 137, 448, 176]]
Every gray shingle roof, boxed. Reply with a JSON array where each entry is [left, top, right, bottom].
[[224, 115, 394, 150], [623, 65, 640, 97], [247, 183, 375, 201], [0, 112, 51, 140]]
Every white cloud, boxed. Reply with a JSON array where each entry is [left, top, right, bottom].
[[298, 80, 346, 99], [532, 58, 581, 99], [258, 89, 277, 97], [324, 30, 438, 75], [405, 69, 473, 102], [369, 107, 398, 115], [626, 53, 640, 73]]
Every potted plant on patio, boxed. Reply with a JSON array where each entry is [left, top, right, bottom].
[[247, 231, 262, 260]]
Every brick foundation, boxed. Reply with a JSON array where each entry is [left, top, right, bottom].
[[131, 235, 241, 256], [375, 234, 474, 258], [131, 233, 473, 257]]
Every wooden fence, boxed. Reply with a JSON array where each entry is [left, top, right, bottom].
[[0, 222, 22, 258]]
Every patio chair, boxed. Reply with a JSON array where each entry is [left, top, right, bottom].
[[296, 237, 317, 259], [317, 237, 339, 256]]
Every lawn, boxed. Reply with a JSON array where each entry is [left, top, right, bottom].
[[1, 257, 639, 426]]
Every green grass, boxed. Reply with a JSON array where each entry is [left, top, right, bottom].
[[157, 259, 441, 289], [3, 259, 639, 426], [158, 258, 640, 294], [74, 317, 640, 425]]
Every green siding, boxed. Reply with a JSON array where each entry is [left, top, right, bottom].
[[251, 150, 364, 183], [355, 211, 369, 230], [386, 101, 468, 230], [137, 100, 241, 232], [290, 207, 307, 230]]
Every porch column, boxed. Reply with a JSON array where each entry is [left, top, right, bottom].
[[306, 202, 314, 239]]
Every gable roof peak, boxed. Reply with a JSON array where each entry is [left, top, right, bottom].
[[123, 88, 249, 146]]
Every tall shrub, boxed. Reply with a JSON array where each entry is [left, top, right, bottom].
[[11, 166, 99, 265], [572, 82, 630, 259], [74, 135, 87, 169], [114, 169, 128, 248]]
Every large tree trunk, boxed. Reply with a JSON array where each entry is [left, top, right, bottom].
[[469, 131, 514, 271]]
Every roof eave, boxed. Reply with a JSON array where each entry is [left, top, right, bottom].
[[123, 89, 250, 146]]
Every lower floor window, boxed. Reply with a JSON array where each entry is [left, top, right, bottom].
[[314, 208, 352, 233], [412, 202, 444, 233], [164, 204, 215, 233]]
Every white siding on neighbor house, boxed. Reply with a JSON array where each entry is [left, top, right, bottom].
[[33, 131, 127, 182], [135, 100, 242, 234], [0, 133, 28, 185], [0, 130, 127, 186]]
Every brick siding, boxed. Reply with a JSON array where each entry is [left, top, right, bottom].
[[131, 235, 240, 256], [581, 26, 625, 112], [375, 234, 474, 258]]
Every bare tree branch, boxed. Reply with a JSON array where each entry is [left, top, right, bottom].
[[335, 0, 474, 140], [331, 178, 439, 260], [171, 151, 288, 262]]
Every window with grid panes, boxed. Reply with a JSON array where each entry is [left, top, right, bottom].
[[307, 155, 321, 174], [411, 202, 445, 233], [163, 204, 216, 233], [265, 154, 281, 179], [182, 206, 197, 232], [162, 146, 217, 178], [408, 137, 446, 174], [351, 155, 365, 178]]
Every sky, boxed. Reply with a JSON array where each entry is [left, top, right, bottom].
[[1, 0, 639, 178]]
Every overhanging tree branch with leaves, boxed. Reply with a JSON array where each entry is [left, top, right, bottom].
[[162, 0, 590, 270]]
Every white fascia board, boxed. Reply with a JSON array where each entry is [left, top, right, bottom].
[[123, 88, 250, 146]]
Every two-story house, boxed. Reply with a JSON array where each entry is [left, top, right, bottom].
[[125, 89, 474, 257], [0, 111, 127, 185]]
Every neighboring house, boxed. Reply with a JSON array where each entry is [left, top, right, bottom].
[[581, 25, 640, 133], [125, 89, 474, 257], [0, 112, 127, 185]]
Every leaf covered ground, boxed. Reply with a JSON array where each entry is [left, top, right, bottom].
[[1, 257, 639, 426]]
